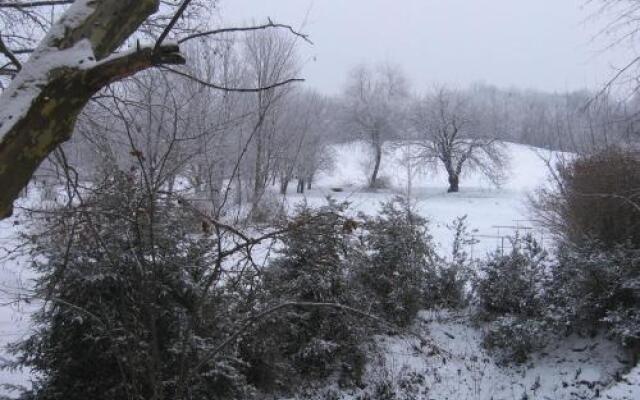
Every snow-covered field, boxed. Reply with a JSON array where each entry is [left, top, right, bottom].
[[280, 141, 640, 400], [285, 141, 558, 256], [0, 141, 638, 399]]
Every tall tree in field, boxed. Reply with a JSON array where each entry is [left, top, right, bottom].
[[411, 87, 507, 193], [342, 64, 408, 188]]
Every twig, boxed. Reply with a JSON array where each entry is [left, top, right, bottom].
[[0, 33, 22, 71], [162, 66, 304, 93], [178, 21, 313, 45], [154, 0, 195, 52], [0, 0, 73, 8]]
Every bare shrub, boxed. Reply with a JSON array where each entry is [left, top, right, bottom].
[[532, 147, 640, 248]]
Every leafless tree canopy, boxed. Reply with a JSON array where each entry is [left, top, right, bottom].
[[410, 87, 508, 192], [341, 63, 409, 188]]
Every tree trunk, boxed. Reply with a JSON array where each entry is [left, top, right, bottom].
[[0, 0, 185, 219], [253, 134, 265, 203], [280, 178, 289, 195], [234, 174, 243, 206], [369, 143, 382, 188], [448, 174, 460, 193]]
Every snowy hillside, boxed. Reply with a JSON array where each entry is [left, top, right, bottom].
[[287, 141, 561, 256], [277, 141, 640, 400], [1, 141, 639, 399]]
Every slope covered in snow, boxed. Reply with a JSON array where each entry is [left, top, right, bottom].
[[288, 141, 561, 256], [0, 141, 637, 399], [279, 141, 637, 400]]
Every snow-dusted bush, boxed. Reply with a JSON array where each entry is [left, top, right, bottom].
[[547, 242, 640, 350], [530, 148, 640, 357], [356, 198, 438, 327], [369, 379, 398, 400], [473, 235, 550, 363], [424, 216, 477, 309], [424, 263, 470, 309], [241, 200, 371, 390], [475, 234, 549, 318], [7, 171, 255, 400], [483, 316, 549, 364], [242, 198, 444, 390]]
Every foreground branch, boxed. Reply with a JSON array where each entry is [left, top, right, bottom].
[[0, 44, 184, 219], [0, 0, 184, 219]]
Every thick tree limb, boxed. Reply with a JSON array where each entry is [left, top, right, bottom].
[[0, 45, 185, 217], [0, 0, 189, 219]]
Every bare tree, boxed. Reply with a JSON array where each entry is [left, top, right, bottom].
[[342, 63, 408, 188], [0, 0, 308, 220], [411, 87, 507, 193], [242, 27, 299, 216], [272, 88, 333, 194]]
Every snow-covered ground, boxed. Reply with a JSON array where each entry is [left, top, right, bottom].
[[0, 193, 40, 395], [369, 311, 632, 400], [280, 141, 640, 400], [284, 141, 559, 256], [0, 141, 638, 398]]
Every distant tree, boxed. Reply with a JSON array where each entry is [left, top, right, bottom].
[[274, 89, 333, 195], [342, 64, 409, 188], [243, 28, 299, 214], [411, 87, 507, 192]]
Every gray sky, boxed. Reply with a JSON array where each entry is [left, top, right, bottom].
[[221, 0, 629, 95]]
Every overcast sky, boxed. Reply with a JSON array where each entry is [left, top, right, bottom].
[[221, 0, 629, 95]]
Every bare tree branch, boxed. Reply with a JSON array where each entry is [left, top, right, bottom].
[[162, 65, 304, 93], [154, 0, 195, 52], [178, 21, 313, 45], [0, 33, 21, 70]]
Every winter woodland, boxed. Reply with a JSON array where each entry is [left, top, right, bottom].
[[1, 1, 640, 399]]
